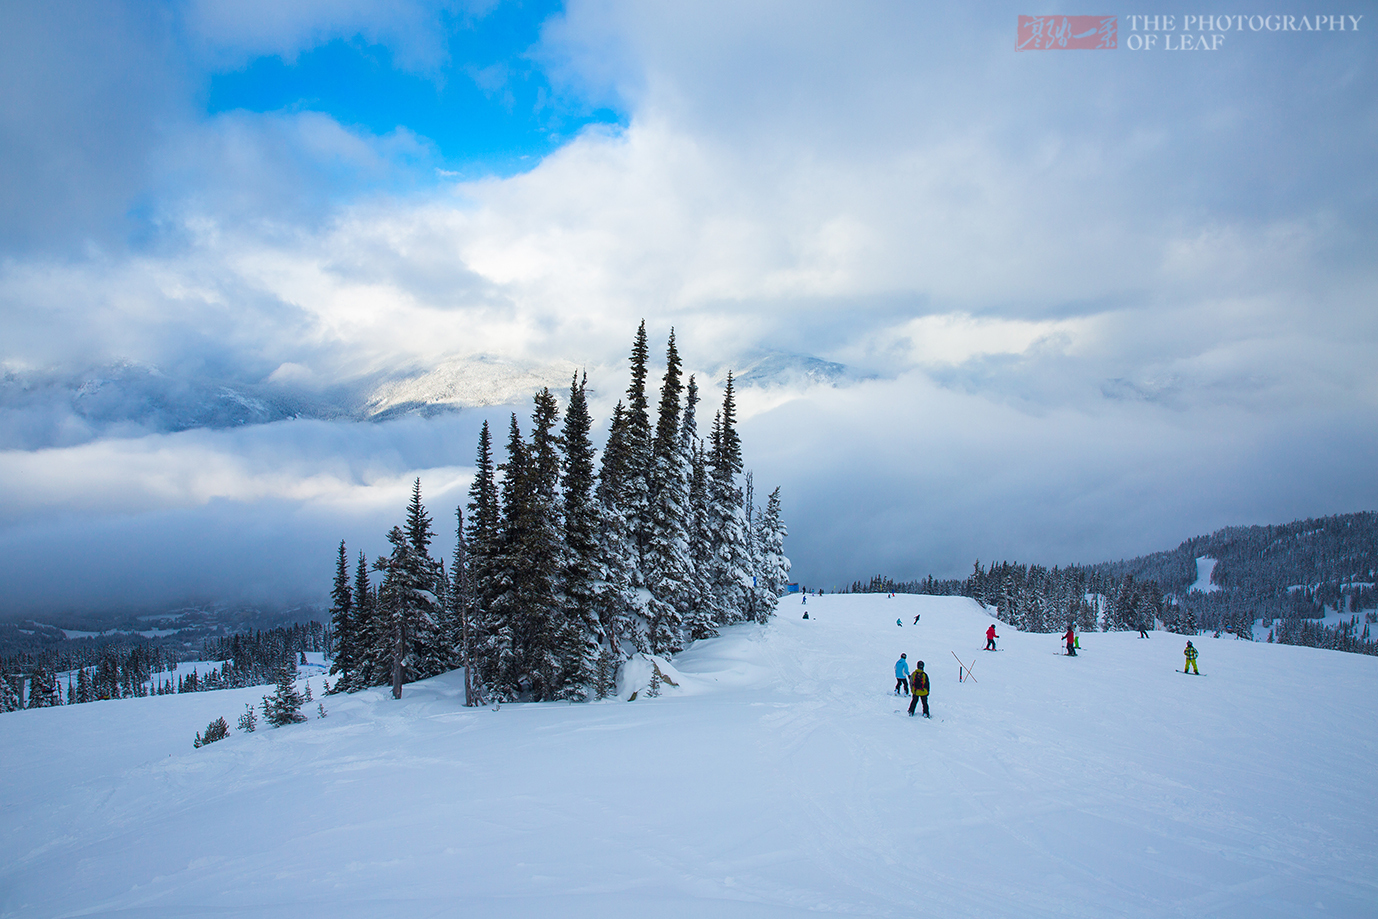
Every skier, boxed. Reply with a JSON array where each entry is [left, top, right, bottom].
[[908, 661, 930, 718], [985, 624, 999, 651], [894, 653, 910, 695], [912, 613, 921, 625], [1183, 640, 1199, 675], [1063, 625, 1077, 656], [1138, 621, 1150, 639], [897, 618, 903, 627]]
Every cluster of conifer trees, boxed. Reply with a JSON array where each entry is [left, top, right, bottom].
[[327, 324, 790, 703], [849, 563, 1178, 634], [0, 623, 327, 713]]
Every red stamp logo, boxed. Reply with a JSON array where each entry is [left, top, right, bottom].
[[1017, 16, 1118, 50]]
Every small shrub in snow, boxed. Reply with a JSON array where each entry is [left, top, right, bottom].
[[317, 702, 327, 719], [194, 717, 230, 748], [237, 703, 257, 733]]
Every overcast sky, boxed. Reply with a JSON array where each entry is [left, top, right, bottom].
[[1, 1, 1375, 616]]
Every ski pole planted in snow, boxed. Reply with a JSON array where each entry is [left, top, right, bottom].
[[951, 650, 977, 683]]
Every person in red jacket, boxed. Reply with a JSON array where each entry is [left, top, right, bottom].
[[985, 624, 998, 651], [1063, 625, 1077, 656]]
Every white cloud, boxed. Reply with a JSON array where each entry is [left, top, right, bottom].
[[2, 2, 1377, 612], [182, 0, 494, 74]]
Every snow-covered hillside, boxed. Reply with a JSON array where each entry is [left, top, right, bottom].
[[3, 595, 1375, 918]]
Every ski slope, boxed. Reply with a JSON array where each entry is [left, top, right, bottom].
[[3, 594, 1376, 918]]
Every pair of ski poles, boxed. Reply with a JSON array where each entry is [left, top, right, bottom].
[[952, 650, 978, 683]]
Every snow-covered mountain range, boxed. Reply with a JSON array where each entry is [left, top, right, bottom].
[[0, 351, 854, 448]]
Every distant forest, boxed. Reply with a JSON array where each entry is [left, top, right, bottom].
[[849, 511, 1378, 656], [1, 623, 327, 712]]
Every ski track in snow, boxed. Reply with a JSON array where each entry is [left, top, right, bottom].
[[3, 595, 1377, 918]]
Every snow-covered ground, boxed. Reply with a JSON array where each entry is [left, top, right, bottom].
[[3, 594, 1376, 918], [1189, 556, 1220, 593]]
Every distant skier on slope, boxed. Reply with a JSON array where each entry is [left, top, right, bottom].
[[1138, 620, 1150, 639], [1183, 641, 1199, 675], [913, 613, 921, 625], [1063, 625, 1077, 656], [897, 618, 903, 627], [985, 624, 999, 651], [894, 654, 910, 695], [908, 662, 930, 718]]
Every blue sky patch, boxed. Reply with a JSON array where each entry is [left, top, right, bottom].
[[204, 2, 624, 178]]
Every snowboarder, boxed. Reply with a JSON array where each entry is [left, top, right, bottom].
[[985, 624, 999, 651], [894, 654, 910, 695], [908, 662, 930, 717], [1183, 641, 1199, 675], [802, 611, 809, 619], [1063, 625, 1077, 656]]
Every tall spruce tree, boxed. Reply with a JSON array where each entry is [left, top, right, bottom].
[[681, 375, 716, 640], [485, 415, 532, 700], [346, 551, 376, 690], [594, 401, 644, 657], [401, 479, 447, 680], [466, 420, 501, 697], [644, 330, 692, 654], [449, 506, 477, 705], [623, 321, 654, 577], [375, 520, 443, 699], [327, 540, 355, 686], [706, 372, 750, 623], [753, 485, 791, 613], [523, 389, 569, 699], [558, 373, 602, 698]]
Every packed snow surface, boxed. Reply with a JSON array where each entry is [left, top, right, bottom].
[[3, 595, 1377, 918], [1190, 556, 1221, 593]]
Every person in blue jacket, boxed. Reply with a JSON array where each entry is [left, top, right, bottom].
[[894, 653, 910, 695]]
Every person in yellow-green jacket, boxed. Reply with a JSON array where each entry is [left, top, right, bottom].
[[1183, 640, 1199, 675], [908, 662, 930, 718]]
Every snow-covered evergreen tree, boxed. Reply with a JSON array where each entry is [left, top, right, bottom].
[[623, 321, 654, 580], [594, 401, 644, 658], [327, 540, 355, 686], [345, 551, 376, 690], [375, 517, 443, 699], [682, 377, 718, 641], [466, 420, 502, 698], [705, 373, 751, 623], [262, 665, 307, 726], [752, 485, 791, 613], [448, 507, 478, 705], [557, 373, 602, 699], [0, 674, 20, 712], [194, 717, 229, 748], [644, 330, 692, 655], [26, 661, 59, 708]]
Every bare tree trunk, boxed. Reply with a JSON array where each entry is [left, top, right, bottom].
[[391, 590, 405, 699]]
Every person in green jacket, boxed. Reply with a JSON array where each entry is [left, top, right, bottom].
[[1183, 641, 1199, 675]]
